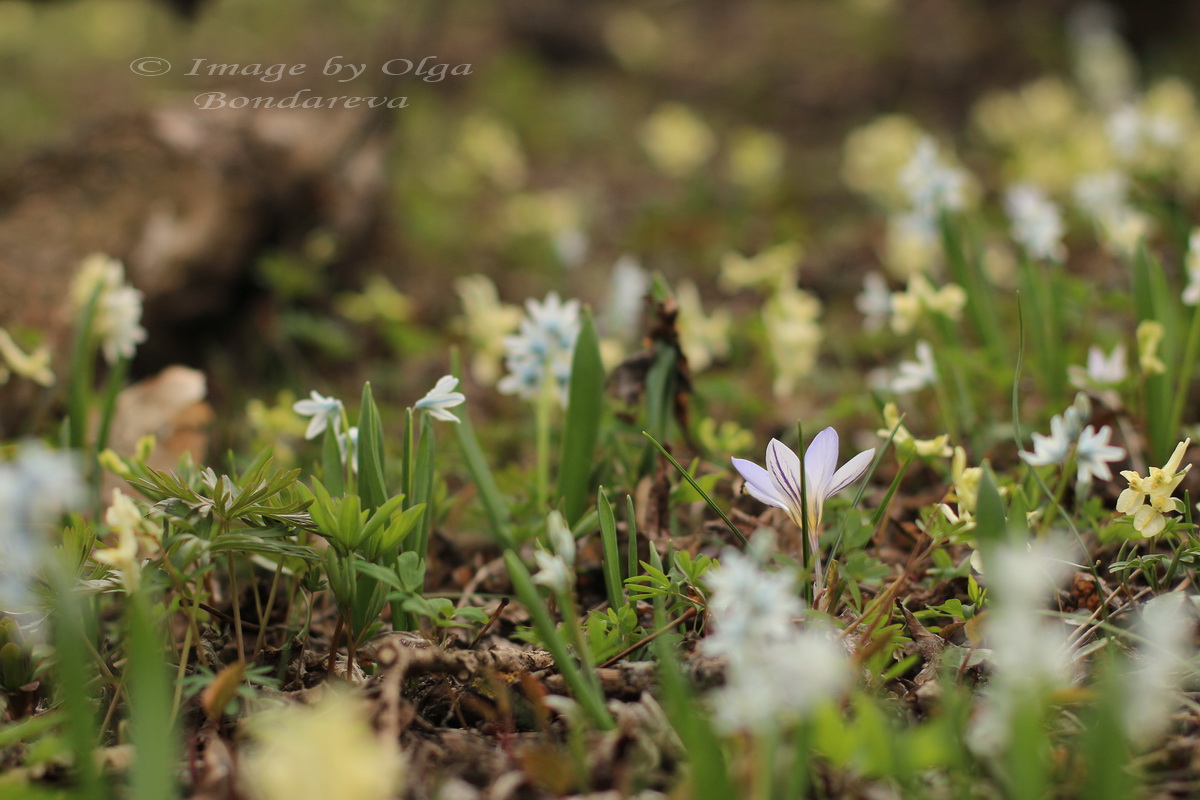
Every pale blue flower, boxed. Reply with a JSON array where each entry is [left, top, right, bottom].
[[292, 391, 343, 440], [415, 375, 465, 423], [732, 428, 875, 531], [498, 292, 581, 405]]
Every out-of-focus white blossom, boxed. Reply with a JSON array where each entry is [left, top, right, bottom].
[[1124, 594, 1196, 744], [292, 391, 344, 440], [0, 443, 85, 609], [497, 292, 581, 406], [701, 539, 848, 733], [855, 271, 892, 332], [603, 255, 650, 345], [1005, 184, 1066, 262], [887, 340, 938, 394], [1184, 230, 1200, 306], [70, 254, 147, 364]]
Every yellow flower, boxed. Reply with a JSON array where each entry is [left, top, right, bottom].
[[842, 114, 925, 208], [1137, 320, 1166, 375], [728, 128, 786, 192], [878, 403, 953, 460], [455, 275, 522, 386], [94, 491, 160, 592], [0, 328, 53, 387], [676, 280, 732, 373], [718, 242, 803, 294], [890, 276, 967, 335], [1116, 438, 1191, 537], [764, 286, 823, 397], [239, 689, 404, 800], [639, 104, 716, 178]]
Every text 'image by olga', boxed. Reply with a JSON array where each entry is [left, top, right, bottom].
[[2, 1, 1200, 798]]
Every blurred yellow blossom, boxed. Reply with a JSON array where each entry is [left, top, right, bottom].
[[842, 114, 925, 208], [884, 214, 942, 278], [640, 104, 717, 178], [728, 127, 786, 192], [890, 275, 967, 335], [336, 275, 413, 325], [718, 242, 802, 294], [878, 403, 953, 459], [455, 275, 522, 386], [94, 490, 160, 592], [0, 328, 53, 387], [504, 190, 584, 240], [763, 286, 823, 398], [240, 689, 404, 800], [675, 280, 731, 373], [697, 418, 755, 457], [1137, 320, 1166, 375], [972, 78, 1112, 191], [457, 114, 527, 191], [603, 9, 664, 71]]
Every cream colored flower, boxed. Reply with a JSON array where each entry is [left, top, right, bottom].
[[1137, 320, 1166, 375], [94, 490, 159, 592], [675, 280, 731, 373], [764, 286, 823, 397], [639, 104, 716, 178], [728, 127, 786, 192], [240, 689, 404, 800], [0, 328, 53, 387], [70, 254, 147, 364], [455, 275, 522, 386], [877, 403, 953, 459], [718, 242, 802, 294], [890, 275, 966, 335], [1116, 438, 1191, 537]]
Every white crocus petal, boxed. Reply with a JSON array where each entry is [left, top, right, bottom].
[[826, 447, 877, 498], [293, 391, 343, 440], [415, 375, 466, 423], [730, 457, 790, 513], [803, 428, 840, 501], [765, 438, 807, 526]]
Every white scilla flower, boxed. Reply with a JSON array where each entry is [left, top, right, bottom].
[[415, 375, 465, 423], [498, 292, 581, 405], [292, 391, 344, 440], [1074, 425, 1125, 484]]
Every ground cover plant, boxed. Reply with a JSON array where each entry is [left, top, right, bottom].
[[7, 2, 1200, 798]]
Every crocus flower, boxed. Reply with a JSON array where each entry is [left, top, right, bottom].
[[414, 375, 465, 423], [732, 428, 875, 532], [292, 391, 344, 440]]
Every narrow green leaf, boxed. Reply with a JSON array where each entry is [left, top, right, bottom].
[[557, 309, 605, 525], [626, 494, 639, 588], [642, 431, 746, 545], [504, 551, 615, 730], [453, 402, 512, 547], [356, 382, 388, 513], [653, 633, 734, 800], [411, 413, 436, 559], [128, 595, 179, 800], [321, 426, 345, 498], [597, 488, 626, 611]]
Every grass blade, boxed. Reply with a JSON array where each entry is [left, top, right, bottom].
[[557, 308, 605, 525]]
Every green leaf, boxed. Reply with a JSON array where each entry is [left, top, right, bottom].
[[504, 551, 614, 730], [556, 308, 605, 525], [597, 487, 626, 612], [453, 397, 512, 546], [642, 432, 745, 545], [410, 414, 436, 558], [357, 382, 388, 513]]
